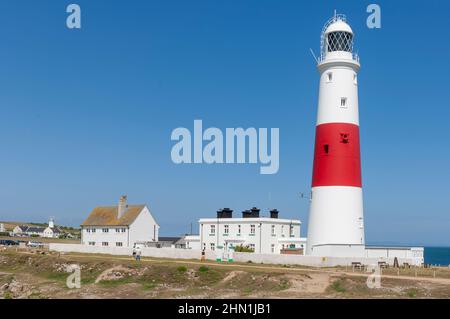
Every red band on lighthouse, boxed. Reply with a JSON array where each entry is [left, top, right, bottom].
[[312, 122, 362, 187]]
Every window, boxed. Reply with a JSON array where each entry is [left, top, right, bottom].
[[116, 228, 120, 233], [353, 74, 358, 85], [102, 242, 108, 246], [250, 225, 256, 234], [340, 97, 348, 108], [210, 225, 215, 235], [102, 228, 109, 233], [271, 225, 275, 235], [237, 225, 241, 234], [290, 225, 294, 237], [121, 228, 126, 233], [249, 244, 255, 251], [271, 244, 275, 253], [323, 144, 330, 154], [89, 242, 95, 246], [327, 31, 353, 52], [224, 225, 229, 234], [326, 72, 333, 83], [86, 228, 90, 233], [210, 243, 215, 251], [340, 133, 350, 144], [116, 242, 123, 247], [92, 228, 96, 233], [281, 226, 285, 237]]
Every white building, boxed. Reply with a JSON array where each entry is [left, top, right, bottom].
[[196, 208, 306, 255], [81, 195, 159, 248], [12, 218, 63, 238]]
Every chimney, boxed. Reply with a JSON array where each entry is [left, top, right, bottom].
[[118, 195, 128, 219], [217, 208, 233, 219], [270, 209, 279, 219], [242, 210, 251, 218], [250, 207, 260, 218]]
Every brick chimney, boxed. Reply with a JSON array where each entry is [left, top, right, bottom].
[[118, 195, 128, 219]]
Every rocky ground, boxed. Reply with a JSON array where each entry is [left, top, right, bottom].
[[0, 248, 449, 299]]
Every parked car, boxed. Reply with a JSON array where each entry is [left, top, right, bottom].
[[0, 239, 19, 246], [26, 241, 44, 248]]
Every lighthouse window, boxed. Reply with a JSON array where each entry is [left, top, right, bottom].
[[340, 133, 350, 144], [327, 31, 353, 52], [340, 97, 347, 108], [326, 72, 333, 83], [323, 144, 329, 154], [353, 74, 358, 85]]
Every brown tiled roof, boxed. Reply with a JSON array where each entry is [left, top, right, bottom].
[[81, 205, 145, 226]]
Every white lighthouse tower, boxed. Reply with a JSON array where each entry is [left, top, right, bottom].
[[306, 14, 365, 257]]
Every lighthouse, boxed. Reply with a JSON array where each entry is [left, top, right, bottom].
[[306, 14, 365, 257]]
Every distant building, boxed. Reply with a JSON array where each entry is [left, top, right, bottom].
[[146, 236, 187, 249], [193, 208, 306, 255], [81, 195, 159, 248], [0, 223, 5, 232], [12, 219, 63, 238]]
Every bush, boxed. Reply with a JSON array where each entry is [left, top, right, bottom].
[[234, 245, 254, 253], [330, 280, 346, 293], [3, 292, 13, 299], [406, 289, 417, 298], [177, 266, 187, 273], [198, 266, 209, 273]]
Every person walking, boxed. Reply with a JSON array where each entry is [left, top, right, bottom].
[[135, 247, 142, 261]]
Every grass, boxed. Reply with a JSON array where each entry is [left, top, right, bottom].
[[278, 278, 290, 290], [177, 266, 187, 273], [141, 282, 157, 290], [330, 279, 346, 293], [405, 288, 418, 298], [198, 266, 209, 272], [97, 277, 135, 287], [3, 291, 13, 299]]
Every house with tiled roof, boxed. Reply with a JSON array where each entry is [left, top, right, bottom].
[[81, 196, 159, 248], [12, 218, 64, 238]]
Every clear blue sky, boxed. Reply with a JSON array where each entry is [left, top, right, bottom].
[[0, 0, 449, 246]]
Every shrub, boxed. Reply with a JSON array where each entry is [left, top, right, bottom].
[[3, 292, 13, 299], [330, 279, 346, 293], [406, 289, 417, 298], [234, 245, 254, 253], [177, 266, 187, 273], [198, 266, 209, 273]]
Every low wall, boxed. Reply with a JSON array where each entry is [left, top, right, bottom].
[[49, 243, 422, 267], [49, 243, 215, 260], [232, 252, 417, 267]]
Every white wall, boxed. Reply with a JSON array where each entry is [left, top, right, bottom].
[[49, 243, 422, 267], [82, 226, 130, 247], [129, 206, 159, 244]]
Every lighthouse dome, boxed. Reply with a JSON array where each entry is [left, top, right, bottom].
[[320, 14, 354, 55], [324, 20, 353, 35]]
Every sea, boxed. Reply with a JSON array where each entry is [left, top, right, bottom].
[[424, 247, 450, 266]]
